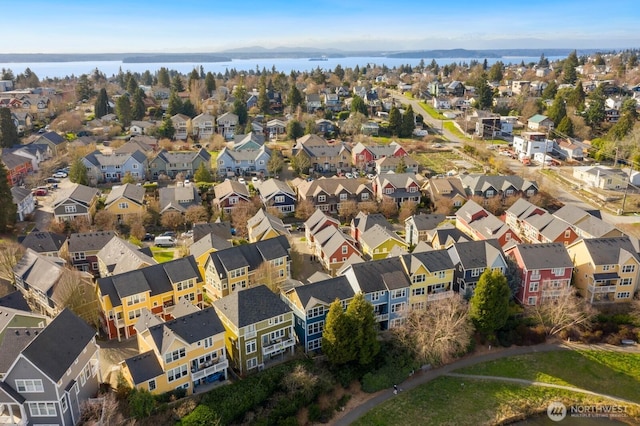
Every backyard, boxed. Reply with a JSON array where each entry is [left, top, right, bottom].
[[150, 246, 176, 263]]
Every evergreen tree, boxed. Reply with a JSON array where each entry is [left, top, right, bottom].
[[257, 75, 270, 114], [547, 96, 566, 125], [171, 75, 185, 92], [562, 50, 579, 84], [322, 299, 356, 365], [334, 64, 345, 80], [193, 162, 212, 182], [126, 75, 138, 95], [388, 106, 402, 136], [75, 74, 94, 102], [0, 107, 20, 147], [567, 81, 585, 110], [288, 85, 303, 110], [157, 118, 175, 139], [166, 91, 183, 117], [541, 81, 558, 100], [0, 164, 16, 232], [94, 88, 109, 118], [538, 53, 549, 67], [346, 293, 380, 366], [157, 67, 170, 88], [585, 86, 605, 129], [204, 72, 216, 95], [132, 88, 145, 121], [141, 70, 153, 86], [287, 120, 304, 141], [556, 116, 574, 136], [115, 94, 132, 127], [395, 158, 407, 173], [1, 68, 14, 81], [233, 99, 248, 126], [469, 269, 510, 338], [69, 156, 89, 185], [474, 73, 493, 110], [351, 95, 368, 117], [182, 99, 196, 118], [400, 105, 415, 138], [188, 68, 199, 91], [487, 61, 503, 83], [482, 58, 488, 70]]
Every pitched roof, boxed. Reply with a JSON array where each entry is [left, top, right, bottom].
[[53, 183, 99, 208], [19, 231, 66, 254], [123, 350, 164, 385], [528, 114, 551, 124], [193, 221, 232, 243], [105, 183, 146, 207], [96, 237, 156, 276], [37, 131, 66, 145], [360, 224, 405, 250], [576, 236, 640, 266], [159, 185, 201, 214], [406, 213, 446, 232], [289, 276, 354, 310], [68, 231, 117, 252], [257, 178, 295, 201], [0, 291, 31, 312], [347, 257, 411, 292], [297, 178, 372, 200], [509, 243, 573, 270], [352, 212, 393, 236], [552, 205, 598, 224], [0, 327, 42, 374], [461, 174, 538, 195], [206, 236, 290, 279], [189, 232, 233, 258], [401, 249, 454, 274], [13, 249, 64, 294], [448, 239, 503, 270], [148, 307, 225, 354], [247, 209, 290, 242], [213, 179, 250, 200], [21, 309, 95, 382], [213, 285, 292, 327]]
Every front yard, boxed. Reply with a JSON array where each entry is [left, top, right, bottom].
[[150, 246, 176, 263]]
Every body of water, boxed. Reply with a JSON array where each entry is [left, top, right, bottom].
[[0, 56, 564, 80]]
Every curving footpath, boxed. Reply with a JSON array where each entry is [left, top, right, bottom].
[[333, 343, 570, 426]]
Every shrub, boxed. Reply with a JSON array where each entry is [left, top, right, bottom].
[[128, 388, 155, 419], [178, 405, 220, 426]]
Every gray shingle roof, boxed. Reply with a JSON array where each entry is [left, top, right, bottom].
[[0, 327, 42, 374], [53, 183, 99, 208], [290, 276, 355, 310], [510, 243, 573, 270], [189, 232, 233, 258], [448, 239, 503, 270], [105, 183, 146, 207], [68, 231, 116, 252], [213, 285, 292, 328], [21, 309, 96, 382], [579, 237, 640, 266], [97, 237, 156, 276], [402, 249, 454, 274], [149, 307, 224, 351], [407, 213, 446, 231], [360, 224, 404, 249], [159, 185, 201, 214], [347, 257, 411, 292], [123, 350, 164, 385], [207, 236, 290, 279], [13, 249, 63, 294], [19, 231, 66, 254], [0, 291, 31, 312], [193, 221, 232, 243]]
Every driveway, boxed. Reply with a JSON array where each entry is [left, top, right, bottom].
[[98, 337, 139, 387]]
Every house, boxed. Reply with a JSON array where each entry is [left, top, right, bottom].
[[115, 138, 156, 155], [360, 121, 379, 136], [9, 143, 51, 171], [315, 119, 336, 135], [374, 156, 419, 175], [475, 117, 502, 138], [191, 113, 216, 139], [97, 256, 203, 340], [351, 211, 393, 242], [312, 226, 361, 275], [566, 237, 640, 304], [505, 243, 574, 306], [217, 112, 239, 139], [104, 183, 146, 222], [404, 213, 446, 246], [296, 178, 373, 215], [234, 132, 265, 151], [213, 179, 251, 214], [512, 132, 553, 159], [351, 141, 408, 169], [159, 182, 202, 214], [373, 173, 421, 204], [423, 176, 467, 211], [170, 114, 190, 140], [400, 249, 455, 311], [324, 93, 341, 111], [33, 131, 67, 155], [82, 149, 148, 183], [522, 213, 578, 245], [428, 224, 470, 249], [573, 166, 628, 191], [192, 221, 233, 244], [281, 276, 354, 353], [120, 306, 228, 396], [13, 249, 96, 320], [11, 186, 35, 221], [129, 120, 155, 136], [189, 232, 233, 283], [96, 236, 157, 278], [342, 257, 411, 329], [304, 208, 341, 247], [18, 230, 66, 258], [149, 149, 211, 180], [557, 139, 584, 161], [247, 209, 290, 243], [433, 97, 451, 109], [455, 200, 521, 248], [216, 145, 271, 177], [360, 224, 408, 260], [306, 93, 322, 112], [212, 285, 295, 375], [266, 119, 287, 139], [461, 174, 538, 199], [203, 236, 291, 300], [553, 205, 623, 239], [257, 178, 296, 214], [292, 135, 352, 173], [527, 114, 554, 132], [0, 309, 100, 426], [447, 81, 466, 97], [66, 231, 117, 276], [1, 150, 33, 186], [52, 183, 99, 223], [504, 198, 547, 236], [447, 239, 506, 297]]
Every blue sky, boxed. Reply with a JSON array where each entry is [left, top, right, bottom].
[[7, 0, 639, 53]]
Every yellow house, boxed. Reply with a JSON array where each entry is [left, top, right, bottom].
[[189, 232, 233, 283], [401, 249, 456, 311], [204, 236, 291, 300], [96, 256, 204, 340], [360, 224, 408, 260], [247, 208, 290, 243], [566, 237, 640, 304], [120, 306, 228, 395], [104, 183, 147, 223], [213, 285, 295, 375]]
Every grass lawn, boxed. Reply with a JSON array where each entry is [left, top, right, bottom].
[[417, 102, 447, 120], [413, 150, 483, 175], [353, 376, 640, 426], [370, 136, 395, 144], [150, 247, 175, 263], [455, 350, 640, 402], [443, 121, 468, 139]]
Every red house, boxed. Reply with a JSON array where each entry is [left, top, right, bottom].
[[351, 141, 407, 168], [304, 208, 340, 246], [505, 243, 574, 306], [521, 213, 579, 245], [314, 226, 361, 275], [1, 151, 33, 186]]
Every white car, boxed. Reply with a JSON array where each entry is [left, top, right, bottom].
[[52, 171, 68, 178], [238, 177, 246, 184], [366, 173, 375, 180], [251, 176, 260, 184], [345, 172, 354, 179]]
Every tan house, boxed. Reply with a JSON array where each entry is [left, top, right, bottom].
[[104, 183, 146, 223]]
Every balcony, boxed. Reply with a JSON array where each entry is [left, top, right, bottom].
[[588, 285, 617, 294], [374, 313, 389, 322], [191, 358, 229, 381], [263, 337, 295, 356], [427, 290, 454, 302]]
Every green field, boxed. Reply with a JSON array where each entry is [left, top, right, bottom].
[[443, 121, 468, 139], [150, 247, 175, 263], [417, 102, 447, 120], [412, 150, 483, 175]]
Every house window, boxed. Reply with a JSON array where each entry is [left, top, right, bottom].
[[617, 292, 631, 299], [564, 230, 571, 238], [391, 289, 406, 299], [128, 309, 142, 320], [132, 164, 138, 169], [391, 303, 406, 313], [230, 268, 244, 279], [370, 292, 380, 301], [412, 287, 425, 296], [620, 278, 633, 286], [308, 321, 324, 335], [203, 337, 213, 348], [411, 301, 425, 311], [61, 395, 68, 412], [552, 268, 565, 276], [529, 282, 539, 292], [437, 271, 446, 279], [527, 296, 537, 305], [361, 193, 369, 200], [602, 265, 613, 271], [275, 195, 285, 203], [308, 338, 322, 351], [319, 204, 329, 211], [118, 202, 129, 209], [247, 357, 258, 370], [127, 294, 146, 306], [177, 280, 195, 291], [385, 187, 393, 194], [167, 365, 188, 382], [219, 160, 224, 165], [149, 379, 156, 391], [259, 160, 265, 165], [318, 195, 326, 202], [64, 205, 77, 213], [246, 340, 257, 354], [15, 379, 43, 393], [622, 265, 635, 273], [28, 402, 56, 417], [339, 193, 347, 201], [505, 189, 514, 196], [485, 190, 495, 197], [229, 197, 238, 205], [165, 348, 186, 364], [471, 268, 483, 277], [342, 245, 348, 255], [308, 306, 324, 318]]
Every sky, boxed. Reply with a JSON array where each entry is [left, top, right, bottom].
[[6, 0, 640, 53]]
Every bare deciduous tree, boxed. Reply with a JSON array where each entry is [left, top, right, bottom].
[[161, 211, 185, 232], [398, 200, 418, 223], [230, 201, 259, 238], [185, 205, 209, 224], [338, 200, 358, 222], [379, 197, 399, 219], [252, 261, 282, 293], [0, 241, 24, 285], [295, 199, 315, 221], [526, 289, 595, 336], [358, 201, 379, 214], [93, 210, 117, 231], [394, 296, 473, 366], [53, 268, 100, 329]]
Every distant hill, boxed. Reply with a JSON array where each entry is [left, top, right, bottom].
[[122, 54, 231, 63]]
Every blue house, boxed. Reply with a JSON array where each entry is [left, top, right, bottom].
[[342, 257, 411, 330], [447, 239, 507, 297], [257, 178, 296, 214], [82, 149, 147, 183], [216, 145, 271, 177], [281, 276, 354, 352]]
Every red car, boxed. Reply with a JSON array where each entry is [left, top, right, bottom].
[[33, 187, 48, 196]]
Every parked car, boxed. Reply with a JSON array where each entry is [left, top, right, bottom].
[[251, 176, 260, 184], [161, 231, 176, 238], [52, 171, 68, 178], [345, 172, 354, 179], [181, 230, 194, 239], [32, 187, 48, 196], [45, 177, 60, 184], [154, 236, 176, 247], [142, 233, 154, 241], [238, 177, 246, 185]]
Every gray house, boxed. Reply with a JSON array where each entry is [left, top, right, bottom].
[[149, 149, 211, 179], [216, 145, 271, 177], [82, 149, 148, 183], [52, 184, 100, 223], [0, 308, 100, 426]]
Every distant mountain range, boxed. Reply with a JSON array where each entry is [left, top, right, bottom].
[[0, 48, 601, 63]]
